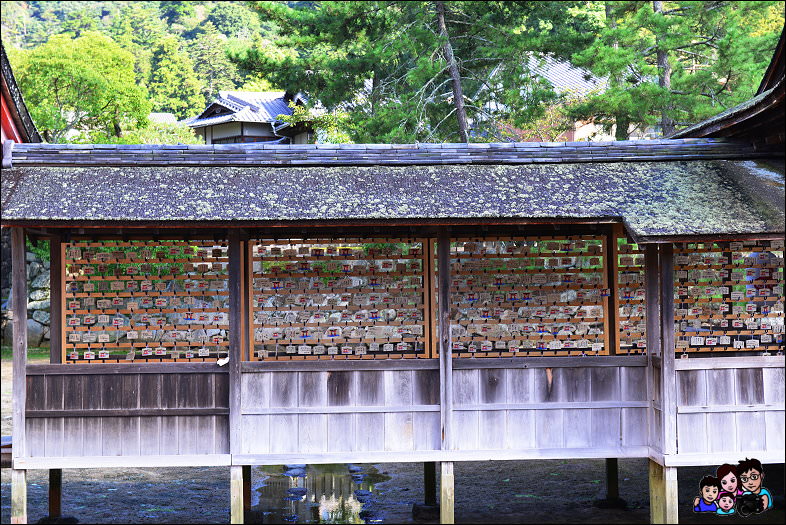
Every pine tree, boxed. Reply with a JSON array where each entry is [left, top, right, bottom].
[[148, 37, 205, 119]]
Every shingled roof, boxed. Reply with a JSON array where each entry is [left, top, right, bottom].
[[2, 140, 783, 242], [185, 91, 295, 129]]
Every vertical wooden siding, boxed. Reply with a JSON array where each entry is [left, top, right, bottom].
[[239, 368, 440, 455], [675, 363, 784, 456], [25, 371, 229, 457], [451, 365, 648, 451]]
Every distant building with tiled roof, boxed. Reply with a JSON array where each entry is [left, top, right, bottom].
[[185, 91, 312, 145]]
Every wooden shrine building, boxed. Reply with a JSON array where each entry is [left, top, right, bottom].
[[2, 135, 784, 524], [2, 31, 785, 525]]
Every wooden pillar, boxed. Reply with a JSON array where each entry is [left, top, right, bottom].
[[11, 227, 28, 524], [230, 465, 244, 524], [49, 237, 64, 364], [644, 243, 678, 524], [228, 232, 244, 524], [49, 469, 62, 517], [242, 465, 252, 511], [11, 469, 27, 524], [440, 461, 455, 524], [437, 233, 454, 524], [659, 243, 677, 458], [605, 458, 619, 500], [649, 460, 678, 524], [424, 461, 437, 506]]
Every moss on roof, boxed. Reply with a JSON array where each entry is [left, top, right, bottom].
[[1, 160, 783, 241]]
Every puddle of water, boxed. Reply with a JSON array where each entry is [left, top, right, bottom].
[[252, 464, 390, 524]]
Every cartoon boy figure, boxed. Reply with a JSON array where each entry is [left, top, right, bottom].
[[716, 463, 743, 495], [693, 476, 720, 512], [738, 458, 773, 512], [716, 492, 736, 516]]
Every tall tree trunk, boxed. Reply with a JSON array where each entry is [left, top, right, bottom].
[[653, 1, 675, 137], [434, 1, 469, 143], [606, 2, 630, 140]]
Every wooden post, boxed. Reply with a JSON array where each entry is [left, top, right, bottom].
[[440, 461, 455, 524], [11, 469, 27, 524], [11, 228, 28, 524], [645, 243, 679, 524], [228, 233, 244, 524], [49, 237, 64, 364], [659, 243, 677, 457], [230, 465, 244, 524], [649, 459, 678, 524], [605, 458, 619, 500], [242, 465, 252, 512], [437, 233, 454, 524], [424, 461, 437, 506], [49, 469, 62, 517]]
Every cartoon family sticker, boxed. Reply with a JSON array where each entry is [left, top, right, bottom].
[[693, 458, 773, 517]]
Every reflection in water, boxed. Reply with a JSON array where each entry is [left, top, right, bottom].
[[253, 464, 386, 524]]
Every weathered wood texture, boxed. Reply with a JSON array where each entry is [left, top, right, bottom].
[[11, 469, 26, 524], [451, 366, 648, 451], [12, 228, 28, 461], [675, 361, 784, 457], [239, 368, 440, 454], [649, 459, 679, 524], [24, 372, 229, 457], [238, 365, 646, 456], [230, 465, 244, 524]]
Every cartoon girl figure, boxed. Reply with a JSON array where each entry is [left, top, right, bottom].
[[716, 463, 743, 496]]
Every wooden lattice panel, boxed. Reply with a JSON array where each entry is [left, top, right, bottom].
[[615, 236, 646, 354], [674, 240, 784, 354], [250, 238, 431, 360], [447, 236, 610, 357], [63, 240, 229, 363]]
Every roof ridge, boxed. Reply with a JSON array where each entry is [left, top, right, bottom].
[[9, 138, 777, 168]]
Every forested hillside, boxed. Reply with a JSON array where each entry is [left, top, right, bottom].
[[1, 1, 783, 143]]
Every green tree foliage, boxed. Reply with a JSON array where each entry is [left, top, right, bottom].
[[188, 22, 241, 104], [206, 1, 263, 39], [278, 103, 355, 143], [239, 1, 600, 143], [160, 1, 197, 26], [99, 120, 203, 145], [109, 4, 169, 86], [569, 1, 784, 138], [148, 37, 205, 119], [14, 32, 151, 143]]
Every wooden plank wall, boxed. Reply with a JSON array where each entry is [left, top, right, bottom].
[[239, 367, 441, 455], [451, 364, 648, 452], [675, 359, 784, 458], [24, 370, 229, 457]]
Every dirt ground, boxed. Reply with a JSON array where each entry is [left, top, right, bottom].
[[1, 358, 783, 524]]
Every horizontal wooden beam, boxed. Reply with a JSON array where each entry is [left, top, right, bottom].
[[14, 454, 232, 470], [26, 408, 229, 418], [232, 446, 651, 466], [674, 355, 785, 370], [452, 356, 648, 369], [26, 362, 229, 375], [454, 401, 650, 411], [677, 404, 784, 414], [240, 355, 648, 372], [663, 451, 786, 467], [241, 405, 439, 415], [241, 359, 439, 372]]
